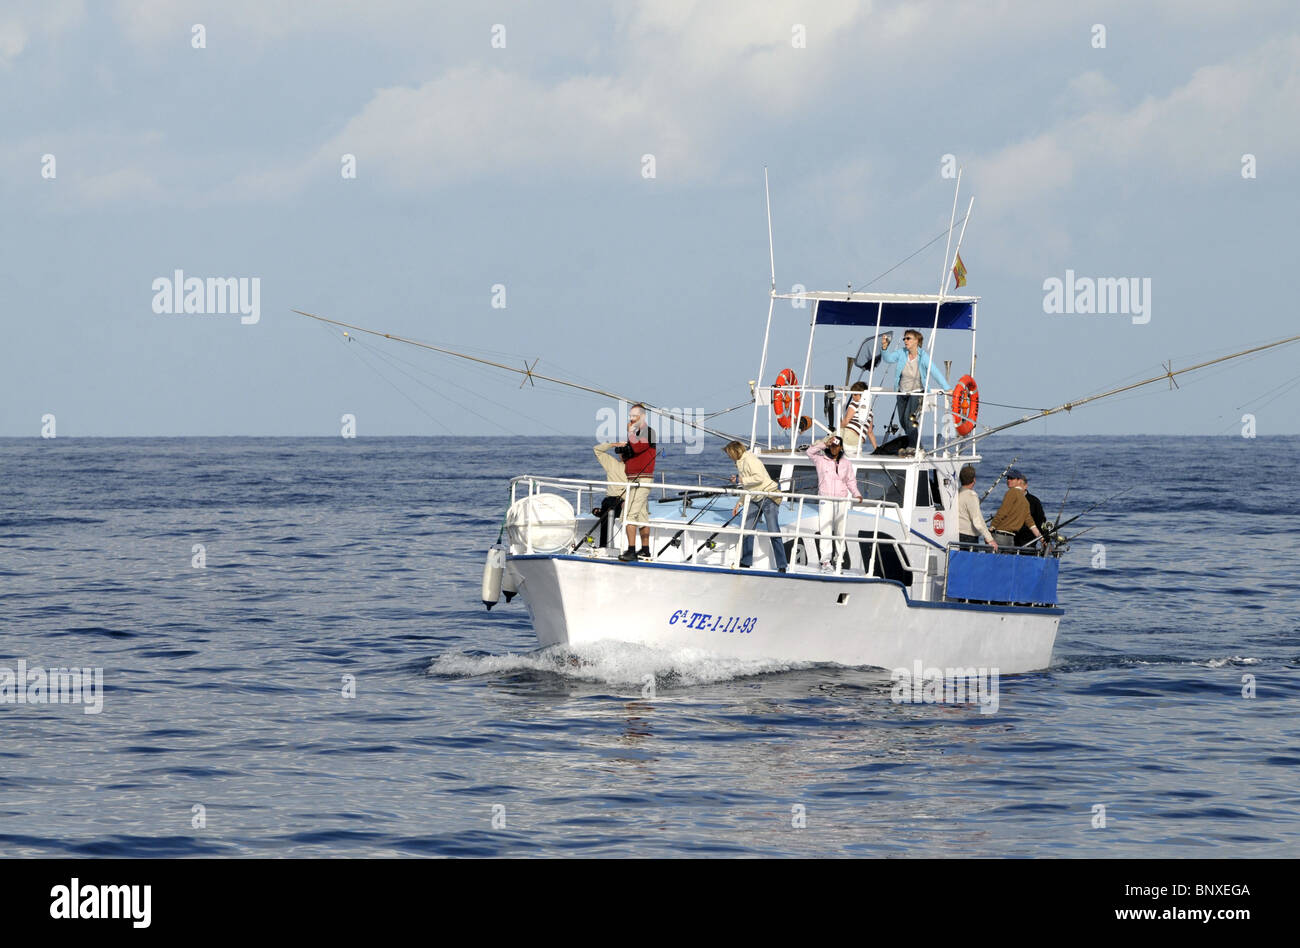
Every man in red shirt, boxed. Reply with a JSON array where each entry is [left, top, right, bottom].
[[617, 403, 657, 561]]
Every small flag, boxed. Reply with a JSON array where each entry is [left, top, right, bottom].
[[952, 253, 967, 288]]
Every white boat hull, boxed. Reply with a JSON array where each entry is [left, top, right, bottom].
[[508, 554, 1060, 674]]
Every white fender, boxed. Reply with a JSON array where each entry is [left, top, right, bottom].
[[501, 562, 519, 603], [481, 545, 505, 610]]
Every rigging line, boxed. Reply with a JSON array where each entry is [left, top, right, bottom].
[[701, 399, 754, 421], [533, 356, 617, 392], [979, 399, 1050, 411], [292, 309, 746, 442], [340, 336, 458, 435], [349, 332, 571, 436], [1177, 348, 1281, 390], [1243, 375, 1300, 414], [1021, 343, 1281, 413], [1068, 339, 1280, 407], [1094, 348, 1284, 409], [321, 321, 511, 436], [349, 335, 525, 436], [853, 214, 971, 291], [945, 331, 1300, 451]]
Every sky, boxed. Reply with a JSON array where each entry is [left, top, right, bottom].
[[3, 0, 1299, 438]]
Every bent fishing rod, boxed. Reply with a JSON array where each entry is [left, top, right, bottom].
[[292, 309, 745, 443]]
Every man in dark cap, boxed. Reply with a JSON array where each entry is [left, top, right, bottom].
[[1012, 472, 1048, 549], [989, 468, 1045, 552]]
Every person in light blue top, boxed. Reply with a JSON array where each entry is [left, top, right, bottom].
[[877, 329, 949, 450]]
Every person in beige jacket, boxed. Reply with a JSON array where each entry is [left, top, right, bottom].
[[723, 441, 788, 572], [592, 443, 627, 549], [955, 464, 997, 551]]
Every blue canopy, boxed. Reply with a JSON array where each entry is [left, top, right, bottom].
[[814, 297, 975, 330], [774, 292, 977, 330]]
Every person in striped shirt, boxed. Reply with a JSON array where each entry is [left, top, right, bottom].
[[838, 381, 878, 455]]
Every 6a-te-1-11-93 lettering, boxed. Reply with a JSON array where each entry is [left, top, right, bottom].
[[669, 610, 757, 633]]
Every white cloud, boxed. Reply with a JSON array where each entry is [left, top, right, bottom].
[[0, 129, 165, 207], [974, 33, 1300, 215], [220, 2, 878, 197], [218, 65, 695, 199], [0, 0, 84, 67]]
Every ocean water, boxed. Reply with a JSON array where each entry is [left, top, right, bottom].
[[1, 435, 1297, 857]]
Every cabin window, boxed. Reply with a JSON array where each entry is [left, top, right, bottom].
[[914, 471, 931, 506], [785, 466, 820, 498], [860, 468, 904, 506]]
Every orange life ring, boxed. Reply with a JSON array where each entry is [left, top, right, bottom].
[[952, 375, 979, 436], [772, 369, 802, 429]]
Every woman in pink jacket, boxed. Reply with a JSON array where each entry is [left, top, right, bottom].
[[806, 434, 863, 573]]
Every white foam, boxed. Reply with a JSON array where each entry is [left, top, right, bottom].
[[1200, 656, 1261, 668], [1126, 656, 1262, 669], [428, 640, 813, 687]]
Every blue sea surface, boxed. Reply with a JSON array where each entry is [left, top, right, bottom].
[[1, 435, 1297, 857]]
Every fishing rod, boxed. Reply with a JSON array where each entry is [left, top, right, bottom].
[[1057, 524, 1099, 545], [691, 509, 743, 561], [292, 309, 744, 443], [1053, 465, 1079, 535], [948, 331, 1300, 451], [1053, 485, 1134, 534], [981, 456, 1019, 501], [572, 496, 619, 551], [656, 490, 727, 558]]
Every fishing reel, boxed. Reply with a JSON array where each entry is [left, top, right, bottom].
[[1038, 521, 1066, 556]]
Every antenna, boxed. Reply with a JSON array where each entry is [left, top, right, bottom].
[[764, 166, 776, 291]]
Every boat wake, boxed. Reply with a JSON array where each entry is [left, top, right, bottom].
[[428, 640, 816, 688], [1054, 653, 1263, 674]]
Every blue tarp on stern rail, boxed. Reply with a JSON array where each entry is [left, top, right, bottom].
[[946, 550, 1059, 604]]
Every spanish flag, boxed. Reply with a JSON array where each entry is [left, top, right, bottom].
[[952, 253, 967, 289]]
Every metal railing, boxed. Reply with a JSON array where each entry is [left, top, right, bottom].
[[755, 383, 964, 454], [508, 474, 924, 579]]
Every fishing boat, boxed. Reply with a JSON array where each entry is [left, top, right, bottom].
[[481, 175, 1073, 675], [487, 288, 1069, 674]]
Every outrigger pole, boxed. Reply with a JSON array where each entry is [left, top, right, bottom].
[[291, 309, 742, 442], [948, 332, 1300, 451], [752, 166, 779, 448]]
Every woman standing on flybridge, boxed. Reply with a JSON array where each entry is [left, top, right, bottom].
[[878, 329, 949, 450]]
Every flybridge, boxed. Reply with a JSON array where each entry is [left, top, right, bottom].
[[751, 286, 979, 453]]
